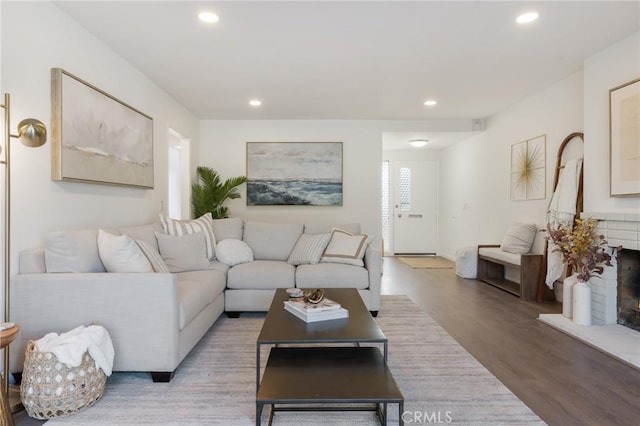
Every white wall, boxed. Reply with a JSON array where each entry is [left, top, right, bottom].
[[383, 149, 440, 162], [438, 71, 584, 259], [583, 31, 640, 213], [199, 119, 471, 236], [1, 2, 199, 270]]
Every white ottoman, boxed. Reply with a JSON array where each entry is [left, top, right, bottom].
[[455, 246, 477, 279]]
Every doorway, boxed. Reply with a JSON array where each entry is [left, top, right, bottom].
[[390, 160, 438, 255]]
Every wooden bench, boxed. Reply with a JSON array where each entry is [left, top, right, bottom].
[[477, 245, 543, 301]]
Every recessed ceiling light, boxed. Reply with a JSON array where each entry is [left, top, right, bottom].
[[423, 100, 437, 107], [198, 11, 219, 23], [516, 12, 539, 24], [409, 139, 428, 148], [249, 99, 262, 107]]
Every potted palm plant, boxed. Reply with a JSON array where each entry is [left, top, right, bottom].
[[191, 166, 247, 219]]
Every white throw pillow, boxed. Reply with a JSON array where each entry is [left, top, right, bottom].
[[216, 239, 254, 266], [135, 239, 170, 273], [287, 233, 331, 265], [155, 231, 210, 272], [500, 223, 538, 254], [97, 229, 153, 273], [159, 213, 217, 260], [320, 229, 369, 267]]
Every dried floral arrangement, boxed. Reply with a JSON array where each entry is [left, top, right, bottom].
[[547, 218, 621, 282]]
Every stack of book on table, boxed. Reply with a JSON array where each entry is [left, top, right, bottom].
[[283, 297, 349, 323]]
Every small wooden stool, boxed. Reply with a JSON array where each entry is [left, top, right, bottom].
[[1, 323, 19, 426]]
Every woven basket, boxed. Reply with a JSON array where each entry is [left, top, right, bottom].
[[20, 341, 107, 419]]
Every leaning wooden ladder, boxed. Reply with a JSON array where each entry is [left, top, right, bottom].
[[536, 132, 584, 302]]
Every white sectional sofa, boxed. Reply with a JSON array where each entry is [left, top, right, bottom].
[[223, 219, 381, 316], [10, 216, 381, 382]]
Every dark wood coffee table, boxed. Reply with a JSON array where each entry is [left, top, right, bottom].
[[256, 288, 403, 425]]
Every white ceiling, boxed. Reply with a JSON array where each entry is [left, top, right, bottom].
[[52, 1, 639, 149], [382, 131, 475, 151]]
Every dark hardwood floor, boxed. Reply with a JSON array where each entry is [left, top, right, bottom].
[[13, 256, 640, 425], [381, 256, 640, 426]]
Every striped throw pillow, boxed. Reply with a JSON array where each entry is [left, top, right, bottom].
[[135, 239, 170, 273], [287, 233, 331, 265], [159, 213, 217, 260]]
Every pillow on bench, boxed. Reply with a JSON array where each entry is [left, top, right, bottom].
[[500, 223, 537, 254]]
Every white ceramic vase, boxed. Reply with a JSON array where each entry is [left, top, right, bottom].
[[573, 280, 592, 326], [562, 274, 579, 318]]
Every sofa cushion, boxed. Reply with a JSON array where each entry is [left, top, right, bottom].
[[320, 229, 369, 267], [500, 223, 538, 254], [287, 233, 331, 265], [19, 248, 46, 274], [227, 260, 295, 289], [296, 263, 369, 290], [243, 222, 303, 261], [176, 269, 226, 330], [108, 223, 162, 252], [155, 231, 210, 272], [478, 247, 522, 266], [304, 223, 361, 235], [160, 213, 216, 260], [216, 239, 254, 266], [97, 229, 153, 273], [44, 229, 105, 273], [212, 217, 243, 241], [207, 260, 230, 274], [135, 239, 170, 273]]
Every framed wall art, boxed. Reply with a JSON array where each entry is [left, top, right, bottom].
[[610, 77, 640, 197], [246, 142, 343, 206], [510, 135, 546, 201], [51, 68, 154, 188]]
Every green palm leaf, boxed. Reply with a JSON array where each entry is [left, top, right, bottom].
[[191, 167, 247, 219]]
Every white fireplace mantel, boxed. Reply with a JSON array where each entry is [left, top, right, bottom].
[[539, 212, 640, 370], [583, 212, 639, 325]]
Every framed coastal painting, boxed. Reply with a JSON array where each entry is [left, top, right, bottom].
[[51, 68, 154, 188], [510, 135, 546, 201], [610, 78, 640, 197], [246, 142, 343, 206]]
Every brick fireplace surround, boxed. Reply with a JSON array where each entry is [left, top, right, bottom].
[[539, 212, 640, 369]]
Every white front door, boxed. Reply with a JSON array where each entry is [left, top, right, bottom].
[[393, 160, 438, 254]]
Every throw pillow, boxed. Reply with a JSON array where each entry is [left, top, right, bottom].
[[44, 229, 106, 273], [155, 231, 210, 272], [287, 233, 331, 265], [135, 239, 170, 273], [159, 213, 216, 260], [320, 229, 369, 267], [500, 223, 538, 254], [97, 229, 153, 273], [215, 239, 254, 266]]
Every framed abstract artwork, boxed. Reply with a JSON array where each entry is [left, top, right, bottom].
[[51, 68, 154, 188], [610, 78, 640, 197], [246, 142, 343, 206], [510, 135, 546, 201]]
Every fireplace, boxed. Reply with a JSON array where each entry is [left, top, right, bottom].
[[617, 249, 640, 332], [538, 212, 640, 368], [582, 212, 639, 326]]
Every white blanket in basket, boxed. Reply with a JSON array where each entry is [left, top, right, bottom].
[[35, 325, 115, 376]]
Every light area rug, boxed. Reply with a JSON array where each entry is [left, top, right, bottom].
[[47, 296, 544, 425], [398, 256, 454, 269]]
